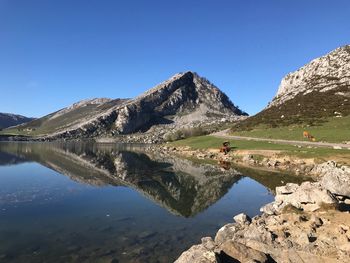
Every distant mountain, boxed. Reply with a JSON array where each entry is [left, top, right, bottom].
[[5, 71, 247, 140], [0, 113, 35, 129], [235, 45, 350, 129], [10, 98, 128, 136]]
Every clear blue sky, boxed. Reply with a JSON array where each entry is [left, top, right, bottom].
[[0, 0, 349, 117]]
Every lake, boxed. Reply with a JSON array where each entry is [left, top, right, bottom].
[[0, 142, 308, 263]]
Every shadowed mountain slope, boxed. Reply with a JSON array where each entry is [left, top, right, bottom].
[[0, 113, 35, 129]]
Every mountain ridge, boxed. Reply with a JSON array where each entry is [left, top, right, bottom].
[[0, 113, 35, 129], [3, 71, 246, 140]]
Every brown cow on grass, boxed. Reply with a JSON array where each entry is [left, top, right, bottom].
[[303, 131, 316, 141], [219, 141, 231, 155]]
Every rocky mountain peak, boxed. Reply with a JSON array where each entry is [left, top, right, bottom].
[[111, 71, 246, 134], [269, 45, 350, 108], [136, 71, 245, 116], [3, 72, 246, 140]]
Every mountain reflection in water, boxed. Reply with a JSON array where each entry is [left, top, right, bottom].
[[0, 142, 308, 263]]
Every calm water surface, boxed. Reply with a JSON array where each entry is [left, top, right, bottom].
[[0, 142, 308, 263]]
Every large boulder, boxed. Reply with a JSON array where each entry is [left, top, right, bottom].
[[261, 182, 337, 214], [215, 223, 239, 245], [319, 164, 350, 198], [275, 182, 337, 211], [233, 213, 252, 225], [174, 244, 217, 263], [217, 240, 269, 263]]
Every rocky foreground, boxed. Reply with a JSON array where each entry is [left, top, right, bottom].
[[175, 161, 350, 263]]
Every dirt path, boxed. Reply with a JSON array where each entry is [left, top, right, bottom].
[[212, 129, 350, 150]]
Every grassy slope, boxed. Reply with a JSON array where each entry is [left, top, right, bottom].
[[231, 116, 350, 143], [170, 135, 350, 164], [233, 86, 350, 130]]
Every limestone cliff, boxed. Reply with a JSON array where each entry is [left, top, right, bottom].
[[235, 45, 350, 129], [269, 45, 350, 108]]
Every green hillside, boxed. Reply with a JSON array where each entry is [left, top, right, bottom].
[[231, 115, 350, 143], [233, 86, 350, 131], [170, 135, 350, 164]]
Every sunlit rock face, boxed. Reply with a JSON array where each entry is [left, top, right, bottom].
[[268, 45, 350, 108], [234, 45, 350, 129], [111, 71, 246, 135]]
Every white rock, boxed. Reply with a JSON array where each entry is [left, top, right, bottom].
[[233, 213, 252, 225], [276, 183, 299, 195]]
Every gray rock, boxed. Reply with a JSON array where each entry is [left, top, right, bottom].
[[201, 237, 216, 250], [295, 232, 310, 246], [275, 182, 337, 211], [320, 165, 350, 198], [233, 213, 252, 225], [267, 159, 280, 167], [243, 225, 274, 244], [302, 204, 323, 212], [260, 200, 284, 215], [276, 183, 299, 195], [242, 155, 255, 164], [217, 240, 269, 263], [215, 223, 239, 245], [174, 244, 217, 263], [310, 215, 323, 227]]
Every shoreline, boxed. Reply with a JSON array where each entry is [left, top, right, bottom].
[[161, 146, 350, 262], [153, 145, 324, 178]]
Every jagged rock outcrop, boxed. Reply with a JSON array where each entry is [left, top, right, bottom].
[[234, 45, 350, 129], [311, 161, 350, 197], [269, 45, 350, 108], [260, 181, 337, 215], [0, 113, 34, 129], [3, 72, 246, 140]]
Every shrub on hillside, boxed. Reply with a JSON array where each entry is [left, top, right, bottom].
[[164, 127, 207, 142]]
